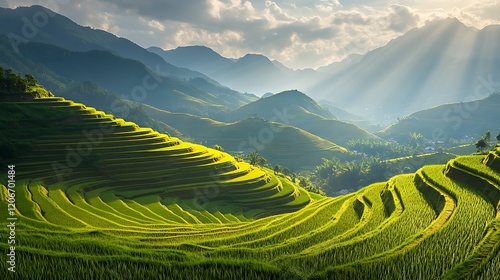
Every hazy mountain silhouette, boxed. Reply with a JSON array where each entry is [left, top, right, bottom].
[[3, 5, 499, 126], [15, 41, 255, 115], [226, 90, 378, 145], [149, 46, 234, 76], [316, 53, 364, 74], [382, 93, 500, 141], [150, 46, 319, 95], [306, 18, 500, 124], [0, 6, 228, 86]]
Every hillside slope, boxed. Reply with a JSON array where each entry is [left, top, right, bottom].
[[17, 42, 253, 113], [227, 90, 379, 146], [144, 104, 347, 170], [150, 46, 317, 95], [0, 97, 308, 216], [0, 6, 257, 114], [0, 5, 216, 83], [383, 93, 500, 140], [1, 94, 499, 279], [149, 46, 234, 77]]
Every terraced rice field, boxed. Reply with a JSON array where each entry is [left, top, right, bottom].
[[0, 98, 499, 279]]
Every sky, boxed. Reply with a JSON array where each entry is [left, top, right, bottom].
[[1, 0, 499, 69]]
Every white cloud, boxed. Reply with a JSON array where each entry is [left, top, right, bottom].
[[147, 19, 165, 31], [386, 4, 420, 32], [87, 12, 120, 34], [462, 0, 500, 27]]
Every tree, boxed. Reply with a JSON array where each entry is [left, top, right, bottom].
[[0, 67, 28, 94], [475, 139, 488, 152], [299, 178, 308, 188], [273, 164, 282, 174], [24, 74, 37, 87], [282, 167, 291, 176], [408, 132, 424, 149], [496, 133, 500, 143], [310, 156, 399, 195], [484, 130, 491, 144], [245, 151, 266, 166]]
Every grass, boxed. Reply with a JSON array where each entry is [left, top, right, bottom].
[[0, 97, 499, 279]]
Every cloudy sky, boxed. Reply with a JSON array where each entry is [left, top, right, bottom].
[[1, 0, 499, 69]]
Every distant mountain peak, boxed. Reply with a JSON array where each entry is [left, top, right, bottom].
[[274, 89, 308, 98], [241, 53, 267, 58], [173, 45, 218, 53], [422, 17, 472, 30], [261, 92, 274, 98], [178, 45, 211, 50], [228, 89, 335, 121], [162, 45, 226, 60], [238, 53, 272, 63]]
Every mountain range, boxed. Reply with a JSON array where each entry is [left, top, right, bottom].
[[225, 90, 378, 145], [307, 18, 500, 123], [149, 45, 316, 95], [0, 4, 498, 169], [150, 18, 500, 124], [3, 5, 498, 127], [0, 5, 216, 83], [0, 6, 260, 117]]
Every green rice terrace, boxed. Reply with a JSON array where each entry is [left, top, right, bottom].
[[1, 97, 500, 279]]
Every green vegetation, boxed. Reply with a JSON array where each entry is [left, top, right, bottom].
[[226, 90, 379, 146], [475, 130, 498, 153], [58, 81, 181, 136], [144, 104, 347, 170], [382, 93, 500, 141], [0, 66, 53, 99], [245, 151, 267, 166], [346, 139, 418, 158], [310, 156, 398, 194], [1, 92, 500, 278], [305, 139, 460, 196], [16, 41, 246, 117]]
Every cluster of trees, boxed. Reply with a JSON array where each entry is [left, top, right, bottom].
[[0, 66, 37, 94], [346, 139, 421, 158], [475, 130, 500, 152], [236, 150, 399, 196], [244, 151, 267, 166], [310, 157, 398, 194], [213, 144, 224, 152], [237, 141, 419, 196], [202, 130, 500, 197], [293, 174, 325, 195], [273, 164, 290, 176]]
